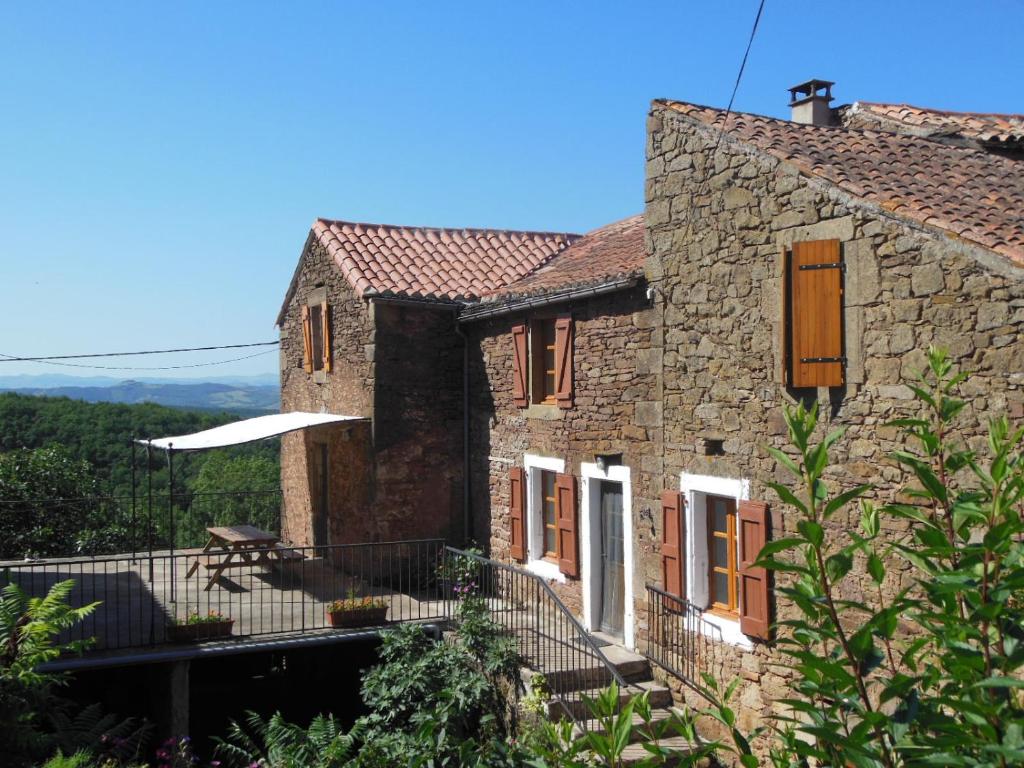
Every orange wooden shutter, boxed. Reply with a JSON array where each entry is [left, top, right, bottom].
[[509, 467, 526, 562], [780, 245, 790, 388], [660, 491, 685, 609], [511, 323, 528, 408], [555, 473, 578, 577], [554, 316, 574, 408], [301, 305, 313, 373], [790, 239, 843, 387], [738, 499, 770, 640], [320, 300, 332, 373]]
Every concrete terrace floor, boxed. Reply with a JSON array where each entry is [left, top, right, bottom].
[[0, 548, 449, 655]]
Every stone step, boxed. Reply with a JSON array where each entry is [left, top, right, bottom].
[[521, 643, 653, 694], [573, 706, 680, 743], [618, 735, 699, 766], [546, 680, 672, 721]]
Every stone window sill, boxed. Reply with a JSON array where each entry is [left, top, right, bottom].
[[525, 404, 564, 421]]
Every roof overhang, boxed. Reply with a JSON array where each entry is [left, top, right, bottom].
[[137, 411, 366, 452], [458, 275, 641, 323]]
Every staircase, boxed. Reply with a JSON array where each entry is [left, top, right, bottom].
[[444, 548, 698, 765]]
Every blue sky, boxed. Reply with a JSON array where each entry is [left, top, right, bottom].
[[1, 1, 1020, 380]]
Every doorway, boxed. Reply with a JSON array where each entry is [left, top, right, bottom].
[[597, 480, 625, 639]]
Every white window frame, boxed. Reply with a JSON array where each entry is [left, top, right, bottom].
[[580, 462, 634, 650], [680, 472, 754, 650], [523, 453, 566, 583]]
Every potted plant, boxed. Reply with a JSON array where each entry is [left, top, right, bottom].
[[167, 610, 234, 642], [437, 545, 483, 598], [326, 589, 388, 628]]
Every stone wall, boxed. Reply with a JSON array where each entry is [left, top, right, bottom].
[[644, 101, 1024, 742], [464, 285, 661, 628], [279, 237, 464, 546]]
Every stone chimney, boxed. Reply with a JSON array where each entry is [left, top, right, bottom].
[[788, 79, 835, 125]]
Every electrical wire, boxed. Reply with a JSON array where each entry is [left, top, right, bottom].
[[0, 348, 279, 372], [0, 340, 278, 363]]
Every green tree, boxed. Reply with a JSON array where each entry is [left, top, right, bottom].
[[0, 446, 128, 558], [172, 453, 281, 546]]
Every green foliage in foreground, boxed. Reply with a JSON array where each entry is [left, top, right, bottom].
[[1, 580, 148, 768], [738, 346, 1024, 767]]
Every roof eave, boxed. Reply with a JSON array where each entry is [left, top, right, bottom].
[[458, 275, 642, 323]]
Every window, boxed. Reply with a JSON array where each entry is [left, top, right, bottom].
[[532, 319, 558, 404], [783, 239, 844, 388], [511, 316, 573, 409], [707, 495, 738, 616], [301, 299, 332, 374], [511, 455, 579, 579], [669, 474, 772, 644], [540, 469, 558, 559]]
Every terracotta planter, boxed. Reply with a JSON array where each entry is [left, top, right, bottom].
[[327, 605, 388, 628], [167, 619, 234, 643]]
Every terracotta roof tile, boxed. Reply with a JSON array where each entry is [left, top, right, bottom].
[[312, 219, 580, 302], [660, 101, 1024, 264], [842, 102, 1024, 146], [481, 215, 646, 302]]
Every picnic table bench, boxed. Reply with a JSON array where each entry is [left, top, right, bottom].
[[185, 525, 305, 591]]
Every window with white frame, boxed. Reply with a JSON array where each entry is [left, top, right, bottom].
[[681, 473, 753, 648], [524, 453, 566, 581]]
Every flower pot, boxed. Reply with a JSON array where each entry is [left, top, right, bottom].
[[326, 605, 388, 628], [167, 619, 234, 643]]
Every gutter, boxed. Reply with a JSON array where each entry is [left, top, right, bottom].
[[458, 276, 641, 322], [39, 624, 445, 673]]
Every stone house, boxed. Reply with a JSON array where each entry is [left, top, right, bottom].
[[278, 80, 1024, 738]]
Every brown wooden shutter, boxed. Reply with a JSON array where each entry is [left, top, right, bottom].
[[660, 491, 686, 610], [555, 473, 578, 577], [511, 323, 528, 408], [509, 467, 526, 562], [301, 305, 314, 373], [780, 245, 790, 388], [738, 499, 770, 640], [790, 239, 844, 388], [554, 316, 574, 408], [320, 301, 332, 373]]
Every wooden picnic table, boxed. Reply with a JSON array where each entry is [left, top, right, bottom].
[[185, 525, 302, 591]]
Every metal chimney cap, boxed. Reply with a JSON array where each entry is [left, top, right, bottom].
[[788, 79, 835, 106]]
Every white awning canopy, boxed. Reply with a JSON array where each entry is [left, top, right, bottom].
[[138, 411, 365, 452]]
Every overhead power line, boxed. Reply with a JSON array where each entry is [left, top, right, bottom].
[[0, 348, 280, 372], [0, 340, 279, 363]]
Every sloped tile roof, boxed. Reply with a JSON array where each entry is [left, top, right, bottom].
[[481, 215, 645, 302], [312, 219, 580, 302], [842, 102, 1024, 146], [660, 101, 1024, 264]]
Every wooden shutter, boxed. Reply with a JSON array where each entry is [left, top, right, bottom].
[[555, 473, 578, 577], [738, 500, 771, 640], [660, 491, 686, 611], [554, 316, 574, 408], [790, 239, 844, 388], [320, 301, 332, 373], [509, 467, 526, 562], [511, 323, 528, 408], [780, 245, 790, 388], [301, 305, 314, 373]]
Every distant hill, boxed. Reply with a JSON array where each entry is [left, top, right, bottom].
[[0, 392, 280, 496], [7, 379, 279, 413]]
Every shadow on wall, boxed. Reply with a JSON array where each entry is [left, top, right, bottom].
[[465, 329, 496, 552], [372, 304, 465, 543]]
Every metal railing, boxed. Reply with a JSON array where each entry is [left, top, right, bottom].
[[0, 489, 283, 559], [444, 547, 631, 728], [644, 583, 703, 688], [0, 538, 446, 652]]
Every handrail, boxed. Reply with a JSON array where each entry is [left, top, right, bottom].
[[445, 547, 633, 728], [644, 582, 705, 694]]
